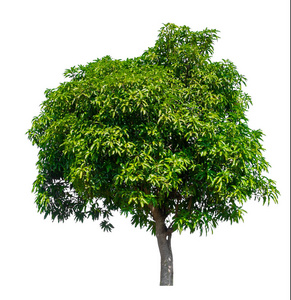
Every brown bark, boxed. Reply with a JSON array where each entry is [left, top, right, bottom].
[[149, 204, 173, 286]]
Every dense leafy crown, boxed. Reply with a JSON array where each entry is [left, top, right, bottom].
[[27, 23, 279, 234]]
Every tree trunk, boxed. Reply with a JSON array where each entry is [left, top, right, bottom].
[[149, 204, 174, 286], [156, 225, 173, 286]]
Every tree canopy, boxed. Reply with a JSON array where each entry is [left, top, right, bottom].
[[27, 23, 279, 235]]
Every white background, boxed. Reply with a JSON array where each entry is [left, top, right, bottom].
[[0, 0, 289, 299]]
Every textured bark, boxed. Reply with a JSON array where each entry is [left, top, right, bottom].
[[149, 205, 173, 286]]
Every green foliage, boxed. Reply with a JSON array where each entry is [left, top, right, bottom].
[[27, 23, 279, 235]]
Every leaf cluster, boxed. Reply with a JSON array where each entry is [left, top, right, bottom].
[[27, 23, 279, 234]]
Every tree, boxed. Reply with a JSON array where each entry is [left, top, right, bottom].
[[27, 23, 279, 286]]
